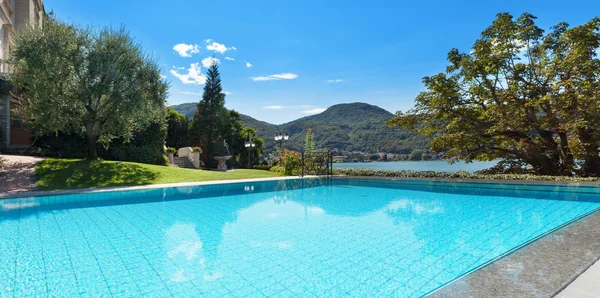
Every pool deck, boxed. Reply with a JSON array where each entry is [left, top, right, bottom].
[[556, 260, 600, 298]]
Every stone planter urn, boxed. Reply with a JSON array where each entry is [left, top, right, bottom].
[[214, 140, 231, 172], [214, 156, 231, 172], [167, 152, 174, 164]]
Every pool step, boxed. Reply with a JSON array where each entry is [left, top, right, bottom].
[[172, 156, 196, 169]]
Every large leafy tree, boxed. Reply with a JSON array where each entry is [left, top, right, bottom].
[[9, 17, 167, 159], [389, 13, 600, 176]]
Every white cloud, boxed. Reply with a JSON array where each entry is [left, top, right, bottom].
[[180, 91, 202, 96], [201, 57, 220, 68], [205, 40, 233, 54], [160, 74, 167, 79], [251, 73, 298, 81], [170, 63, 206, 85], [301, 108, 326, 115], [245, 62, 253, 68], [224, 57, 235, 61], [173, 43, 200, 57], [263, 104, 318, 110], [221, 91, 231, 95], [263, 105, 284, 110], [326, 79, 343, 83]]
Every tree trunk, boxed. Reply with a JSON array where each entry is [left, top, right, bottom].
[[579, 128, 600, 176], [85, 122, 98, 160]]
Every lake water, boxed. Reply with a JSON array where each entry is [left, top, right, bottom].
[[333, 160, 498, 173]]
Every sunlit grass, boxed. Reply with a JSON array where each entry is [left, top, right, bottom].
[[35, 158, 280, 190]]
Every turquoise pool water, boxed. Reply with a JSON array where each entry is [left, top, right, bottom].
[[1, 178, 599, 297]]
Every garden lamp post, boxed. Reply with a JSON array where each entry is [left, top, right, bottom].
[[274, 133, 289, 164], [274, 133, 289, 150], [245, 131, 255, 168]]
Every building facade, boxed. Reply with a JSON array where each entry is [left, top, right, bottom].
[[0, 0, 44, 150]]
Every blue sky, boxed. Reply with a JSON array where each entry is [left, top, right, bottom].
[[46, 0, 599, 124]]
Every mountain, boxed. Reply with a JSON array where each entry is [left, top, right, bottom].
[[170, 102, 197, 118], [170, 102, 429, 155]]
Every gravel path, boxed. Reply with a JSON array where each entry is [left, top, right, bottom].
[[0, 155, 45, 194]]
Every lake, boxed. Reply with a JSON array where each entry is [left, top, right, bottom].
[[332, 160, 498, 173]]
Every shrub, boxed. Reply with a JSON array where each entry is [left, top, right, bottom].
[[166, 147, 176, 153], [269, 165, 283, 173], [253, 165, 271, 171], [31, 122, 168, 166], [192, 146, 202, 153], [0, 155, 5, 171], [282, 150, 302, 176], [334, 168, 600, 183]]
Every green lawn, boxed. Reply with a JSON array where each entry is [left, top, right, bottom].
[[35, 158, 280, 191]]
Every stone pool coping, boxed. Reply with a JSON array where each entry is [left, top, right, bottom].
[[5, 174, 600, 200], [333, 175, 600, 187], [0, 175, 319, 200], [429, 210, 600, 298]]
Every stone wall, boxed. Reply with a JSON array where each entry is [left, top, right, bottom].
[[0, 94, 7, 150]]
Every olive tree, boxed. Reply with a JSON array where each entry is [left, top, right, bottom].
[[9, 17, 167, 159]]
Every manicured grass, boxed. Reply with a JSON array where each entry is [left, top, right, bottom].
[[35, 158, 280, 191]]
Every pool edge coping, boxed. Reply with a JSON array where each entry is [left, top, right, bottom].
[[0, 175, 321, 200], [426, 208, 600, 297], [5, 175, 600, 200], [333, 175, 600, 187]]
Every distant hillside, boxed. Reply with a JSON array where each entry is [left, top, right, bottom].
[[170, 102, 429, 154], [170, 103, 196, 118]]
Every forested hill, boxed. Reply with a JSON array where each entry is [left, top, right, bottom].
[[170, 102, 429, 154]]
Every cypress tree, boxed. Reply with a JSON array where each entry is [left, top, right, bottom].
[[190, 63, 229, 168]]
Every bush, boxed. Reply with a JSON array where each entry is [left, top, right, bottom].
[[30, 122, 168, 165], [253, 165, 271, 171], [192, 146, 202, 153], [166, 147, 176, 153], [269, 165, 283, 173], [282, 150, 302, 176], [106, 145, 169, 166], [0, 155, 5, 171], [334, 168, 600, 183]]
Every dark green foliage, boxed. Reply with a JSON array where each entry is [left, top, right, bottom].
[[10, 17, 167, 159], [238, 127, 264, 168], [173, 102, 430, 155], [166, 108, 189, 149], [388, 13, 600, 176], [104, 122, 168, 165], [189, 63, 235, 168], [408, 149, 424, 161], [31, 122, 168, 165], [335, 168, 600, 183]]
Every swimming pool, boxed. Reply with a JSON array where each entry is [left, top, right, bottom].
[[1, 178, 599, 297]]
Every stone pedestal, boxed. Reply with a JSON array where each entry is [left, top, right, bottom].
[[214, 156, 231, 172], [192, 152, 201, 169], [167, 152, 174, 164]]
